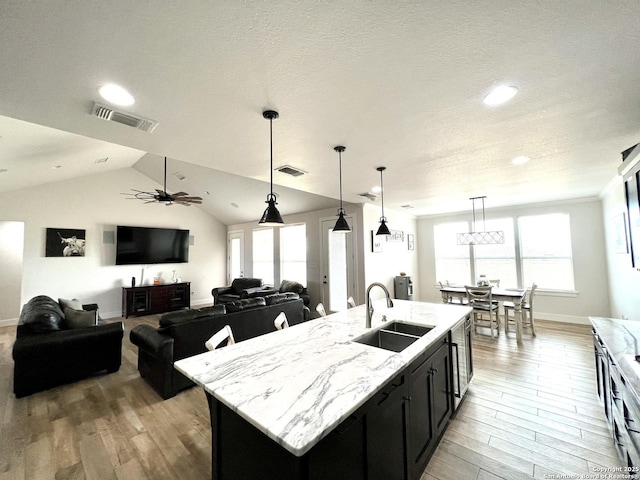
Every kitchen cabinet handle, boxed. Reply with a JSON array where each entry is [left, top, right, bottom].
[[452, 342, 461, 398]]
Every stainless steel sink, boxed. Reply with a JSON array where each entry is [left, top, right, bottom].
[[353, 322, 434, 352], [381, 321, 433, 337]]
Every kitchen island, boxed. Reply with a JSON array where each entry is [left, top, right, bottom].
[[175, 300, 471, 480]]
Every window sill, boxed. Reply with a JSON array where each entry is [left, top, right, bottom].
[[536, 289, 578, 298]]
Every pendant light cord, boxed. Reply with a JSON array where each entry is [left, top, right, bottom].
[[269, 117, 274, 197], [380, 168, 385, 219], [339, 150, 344, 210]]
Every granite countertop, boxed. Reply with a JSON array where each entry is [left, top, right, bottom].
[[174, 299, 470, 457], [590, 316, 640, 405]]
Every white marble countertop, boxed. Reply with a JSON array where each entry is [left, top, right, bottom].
[[590, 316, 640, 406], [174, 300, 471, 457]]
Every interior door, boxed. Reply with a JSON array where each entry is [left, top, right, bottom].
[[320, 218, 356, 313], [0, 221, 24, 321], [227, 230, 244, 284]]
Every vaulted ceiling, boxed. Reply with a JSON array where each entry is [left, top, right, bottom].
[[1, 2, 639, 223]]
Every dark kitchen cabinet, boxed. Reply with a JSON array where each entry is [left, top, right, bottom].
[[206, 334, 455, 480], [594, 331, 611, 424], [408, 336, 452, 479], [366, 373, 410, 480]]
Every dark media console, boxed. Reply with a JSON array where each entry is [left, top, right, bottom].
[[122, 282, 190, 318]]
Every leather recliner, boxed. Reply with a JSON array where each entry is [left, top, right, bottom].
[[212, 277, 274, 304]]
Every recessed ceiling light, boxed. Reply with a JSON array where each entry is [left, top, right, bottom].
[[231, 202, 239, 208], [0, 168, 7, 173], [483, 85, 518, 106], [95, 157, 108, 164], [511, 155, 530, 165], [52, 165, 62, 169], [98, 83, 135, 107]]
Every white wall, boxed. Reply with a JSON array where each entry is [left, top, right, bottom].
[[362, 203, 419, 302], [416, 197, 611, 324], [0, 168, 227, 322], [601, 177, 640, 321]]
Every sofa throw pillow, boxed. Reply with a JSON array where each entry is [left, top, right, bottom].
[[64, 307, 98, 329], [59, 298, 83, 311], [279, 280, 304, 294]]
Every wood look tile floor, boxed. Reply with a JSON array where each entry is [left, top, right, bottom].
[[0, 316, 623, 480]]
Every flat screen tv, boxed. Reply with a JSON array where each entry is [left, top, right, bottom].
[[116, 226, 189, 265]]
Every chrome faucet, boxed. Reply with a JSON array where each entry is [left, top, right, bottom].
[[366, 282, 394, 328]]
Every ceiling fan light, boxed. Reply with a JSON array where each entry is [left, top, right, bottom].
[[259, 194, 284, 226], [333, 210, 351, 232], [376, 218, 391, 236]]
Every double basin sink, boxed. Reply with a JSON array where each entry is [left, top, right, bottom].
[[353, 321, 434, 352]]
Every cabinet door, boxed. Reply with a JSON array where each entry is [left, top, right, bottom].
[[430, 343, 453, 439], [594, 333, 611, 423], [408, 352, 435, 474], [367, 376, 409, 480]]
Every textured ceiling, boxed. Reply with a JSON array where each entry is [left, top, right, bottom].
[[1, 1, 639, 221]]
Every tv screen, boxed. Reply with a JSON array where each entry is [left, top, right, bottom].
[[116, 226, 189, 265]]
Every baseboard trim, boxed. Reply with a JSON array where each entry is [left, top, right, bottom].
[[522, 311, 591, 325], [0, 317, 19, 327]]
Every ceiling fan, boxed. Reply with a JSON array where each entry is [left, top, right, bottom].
[[124, 157, 203, 206]]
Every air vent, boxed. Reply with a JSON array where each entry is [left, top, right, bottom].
[[275, 165, 306, 177], [401, 204, 415, 209], [173, 172, 186, 181], [91, 102, 158, 133], [358, 192, 378, 201]]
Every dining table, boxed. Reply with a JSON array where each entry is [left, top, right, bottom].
[[439, 285, 527, 343]]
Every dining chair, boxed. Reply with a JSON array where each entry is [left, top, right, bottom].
[[274, 311, 289, 330], [504, 283, 537, 337], [347, 297, 356, 309], [465, 285, 500, 338], [316, 303, 327, 317], [205, 325, 235, 351]]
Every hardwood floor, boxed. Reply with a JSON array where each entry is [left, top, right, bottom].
[[0, 316, 622, 479]]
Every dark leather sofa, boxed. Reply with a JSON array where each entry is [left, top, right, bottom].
[[12, 295, 124, 398], [130, 293, 309, 399], [212, 277, 273, 304]]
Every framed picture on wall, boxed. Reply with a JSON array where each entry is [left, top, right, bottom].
[[613, 213, 629, 254], [371, 231, 383, 253], [46, 228, 86, 257]]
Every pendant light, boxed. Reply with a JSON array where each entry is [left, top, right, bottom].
[[332, 145, 351, 233], [376, 166, 391, 236], [457, 196, 504, 245], [258, 110, 284, 226]]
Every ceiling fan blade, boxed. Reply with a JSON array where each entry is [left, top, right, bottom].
[[172, 192, 188, 196]]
